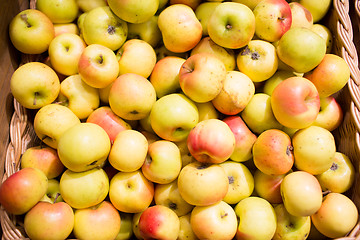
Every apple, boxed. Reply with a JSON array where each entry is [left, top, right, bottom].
[[254, 169, 286, 204], [154, 180, 194, 217], [311, 192, 359, 238], [53, 22, 79, 37], [24, 201, 74, 240], [98, 82, 113, 104], [81, 6, 128, 51], [116, 212, 134, 240], [191, 201, 237, 239], [212, 70, 255, 115], [36, 0, 79, 23], [86, 106, 132, 144], [234, 196, 277, 240], [177, 161, 229, 206], [158, 4, 202, 53], [292, 125, 336, 175], [289, 2, 313, 29], [272, 203, 311, 240], [155, 45, 189, 60], [73, 201, 121, 240], [223, 116, 257, 163], [263, 70, 297, 96], [109, 73, 156, 121], [78, 43, 120, 89], [280, 170, 323, 217], [219, 160, 254, 204], [241, 93, 283, 134], [276, 27, 327, 73], [150, 56, 186, 98], [9, 8, 55, 54], [150, 93, 199, 142], [10, 62, 60, 110], [131, 211, 144, 240], [108, 0, 158, 23], [316, 152, 355, 193], [304, 53, 351, 98], [195, 2, 222, 36], [312, 96, 343, 131], [170, 0, 201, 10], [253, 0, 292, 42], [20, 145, 64, 179], [109, 170, 154, 213], [33, 103, 80, 149], [271, 76, 320, 129], [252, 129, 294, 175], [179, 52, 226, 103], [187, 119, 235, 164], [195, 101, 219, 122], [41, 178, 63, 203], [117, 39, 157, 78], [142, 140, 182, 184], [311, 23, 333, 53], [236, 40, 279, 82], [294, 0, 332, 23], [48, 33, 86, 76], [76, 0, 108, 12], [232, 0, 263, 10], [127, 15, 162, 48], [207, 2, 255, 49], [178, 213, 198, 240], [0, 167, 48, 215], [138, 205, 180, 240], [57, 122, 111, 172]]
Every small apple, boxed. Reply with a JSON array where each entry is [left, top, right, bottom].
[[108, 0, 159, 23], [178, 213, 198, 240], [312, 96, 343, 131], [169, 0, 201, 10], [232, 0, 263, 10], [132, 212, 143, 240], [289, 2, 313, 29], [40, 178, 63, 203], [116, 212, 134, 240], [263, 70, 297, 96], [127, 15, 162, 48], [195, 2, 222, 36], [294, 0, 332, 23], [311, 23, 333, 53], [195, 101, 219, 122], [53, 22, 79, 36], [36, 0, 79, 23], [76, 0, 108, 12], [254, 169, 286, 204]]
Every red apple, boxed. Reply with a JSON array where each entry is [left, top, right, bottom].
[[254, 169, 287, 204]]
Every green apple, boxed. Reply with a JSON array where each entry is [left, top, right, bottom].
[[132, 212, 143, 239], [36, 0, 79, 23], [311, 23, 333, 53], [207, 2, 255, 49], [293, 0, 332, 22], [10, 62, 60, 109], [33, 103, 80, 149], [57, 74, 100, 120], [60, 167, 109, 209], [195, 2, 221, 36], [127, 15, 162, 48], [263, 70, 296, 96], [9, 8, 55, 54], [115, 212, 134, 240], [108, 0, 159, 23], [178, 213, 198, 240], [232, 0, 263, 10], [254, 169, 286, 204], [76, 0, 108, 12]]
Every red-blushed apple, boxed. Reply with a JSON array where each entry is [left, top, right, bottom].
[[190, 201, 237, 239], [142, 140, 182, 184], [139, 205, 180, 239], [289, 2, 313, 29], [280, 171, 323, 217], [271, 76, 320, 129], [212, 70, 255, 115], [207, 2, 255, 49], [223, 116, 257, 163], [127, 15, 162, 48], [316, 152, 355, 194], [263, 70, 297, 96], [150, 93, 199, 142], [254, 169, 287, 204], [109, 170, 154, 213], [73, 201, 121, 240], [252, 129, 294, 176], [179, 52, 226, 103], [177, 161, 229, 206], [292, 125, 336, 175], [109, 129, 148, 172], [304, 53, 351, 98], [24, 201, 74, 240], [311, 193, 359, 238], [295, 0, 331, 23], [53, 22, 79, 36], [312, 96, 343, 131], [78, 43, 120, 89], [0, 168, 48, 215], [188, 119, 235, 164], [253, 0, 292, 42], [86, 106, 132, 144], [195, 2, 222, 36], [20, 145, 64, 179], [178, 213, 198, 240], [154, 180, 194, 217], [158, 4, 202, 53], [109, 73, 156, 121]]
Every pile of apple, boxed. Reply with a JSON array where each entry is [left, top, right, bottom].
[[1, 0, 359, 239]]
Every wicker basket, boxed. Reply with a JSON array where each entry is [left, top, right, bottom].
[[1, 0, 360, 239]]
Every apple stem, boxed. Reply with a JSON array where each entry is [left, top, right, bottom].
[[322, 190, 331, 195], [53, 193, 60, 204], [20, 14, 31, 28], [33, 92, 39, 106]]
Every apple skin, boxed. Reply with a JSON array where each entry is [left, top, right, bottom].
[[263, 70, 296, 96], [73, 201, 121, 240], [138, 205, 180, 240], [253, 0, 292, 42], [127, 15, 162, 48], [36, 0, 79, 24], [178, 213, 198, 240], [312, 96, 343, 131], [271, 76, 320, 129], [195, 101, 219, 122], [294, 0, 331, 23], [311, 193, 359, 238], [9, 9, 55, 54], [207, 2, 255, 49], [232, 0, 263, 10], [86, 106, 132, 144], [177, 161, 229, 206], [24, 201, 74, 240], [116, 212, 134, 240], [195, 2, 222, 36], [20, 145, 64, 179], [289, 2, 313, 29], [254, 169, 286, 204], [158, 4, 202, 53], [280, 171, 323, 217], [41, 178, 63, 203], [170, 0, 201, 10], [53, 22, 79, 36], [190, 201, 238, 240], [311, 23, 333, 53], [252, 129, 294, 176], [187, 119, 235, 164], [10, 62, 60, 110]]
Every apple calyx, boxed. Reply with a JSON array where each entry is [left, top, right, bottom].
[[330, 162, 338, 171], [196, 163, 211, 170], [168, 202, 178, 211], [228, 176, 235, 184], [20, 14, 31, 28], [107, 25, 116, 35], [286, 145, 293, 156], [241, 46, 260, 60]]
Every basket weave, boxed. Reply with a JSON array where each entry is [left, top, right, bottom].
[[1, 0, 360, 239]]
